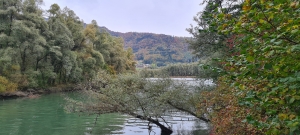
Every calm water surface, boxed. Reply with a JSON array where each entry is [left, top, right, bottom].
[[0, 78, 209, 135]]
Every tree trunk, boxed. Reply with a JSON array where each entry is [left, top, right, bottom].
[[167, 101, 210, 123], [127, 112, 173, 135]]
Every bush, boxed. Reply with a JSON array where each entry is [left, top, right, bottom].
[[0, 76, 18, 93]]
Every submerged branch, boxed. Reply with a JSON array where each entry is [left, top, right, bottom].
[[167, 101, 210, 123], [125, 111, 173, 135]]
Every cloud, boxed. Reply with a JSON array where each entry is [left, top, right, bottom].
[[41, 0, 204, 37]]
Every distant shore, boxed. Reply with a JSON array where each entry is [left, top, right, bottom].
[[0, 85, 82, 99], [169, 76, 196, 78]]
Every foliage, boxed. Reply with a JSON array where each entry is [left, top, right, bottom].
[[195, 0, 300, 134], [139, 62, 218, 79], [198, 76, 259, 134], [186, 0, 242, 59], [65, 72, 211, 134], [0, 76, 18, 93], [0, 0, 136, 91], [186, 0, 243, 83]]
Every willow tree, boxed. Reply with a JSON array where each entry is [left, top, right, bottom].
[[94, 29, 134, 74], [60, 7, 85, 52], [0, 0, 21, 48], [0, 0, 20, 82], [0, 1, 58, 87], [1, 0, 52, 87]]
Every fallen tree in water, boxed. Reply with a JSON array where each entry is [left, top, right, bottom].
[[65, 71, 212, 134]]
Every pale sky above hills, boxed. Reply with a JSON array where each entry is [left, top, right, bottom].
[[42, 0, 204, 37]]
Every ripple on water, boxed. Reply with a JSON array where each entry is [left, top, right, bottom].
[[0, 92, 209, 135]]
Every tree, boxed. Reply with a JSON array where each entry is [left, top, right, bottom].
[[66, 72, 211, 135], [186, 0, 243, 82], [0, 0, 136, 90], [124, 47, 136, 71], [196, 0, 300, 134], [186, 0, 242, 58]]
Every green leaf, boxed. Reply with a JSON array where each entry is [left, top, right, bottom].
[[274, 40, 283, 45], [275, 0, 286, 3], [270, 39, 276, 43], [268, 50, 275, 57], [279, 100, 285, 105], [291, 29, 299, 34], [246, 56, 255, 62], [266, 109, 277, 115], [273, 65, 280, 72], [289, 97, 295, 104], [291, 45, 300, 52], [239, 84, 246, 90], [264, 63, 272, 70], [294, 96, 300, 100], [262, 46, 271, 52]]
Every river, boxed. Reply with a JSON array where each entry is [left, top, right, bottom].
[[0, 78, 210, 135]]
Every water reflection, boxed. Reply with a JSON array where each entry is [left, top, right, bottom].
[[116, 110, 209, 135]]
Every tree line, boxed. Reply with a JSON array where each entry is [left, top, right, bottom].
[[139, 61, 218, 80], [0, 0, 135, 92]]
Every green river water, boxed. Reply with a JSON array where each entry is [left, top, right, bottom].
[[0, 92, 209, 135]]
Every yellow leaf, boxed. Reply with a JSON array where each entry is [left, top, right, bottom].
[[222, 24, 228, 29], [268, 14, 274, 21], [262, 87, 268, 91], [289, 114, 296, 120], [278, 113, 288, 120], [242, 5, 251, 11], [275, 4, 281, 10], [279, 99, 285, 105], [251, 22, 256, 26], [259, 19, 265, 24], [273, 98, 280, 102], [239, 84, 245, 90], [226, 14, 232, 19]]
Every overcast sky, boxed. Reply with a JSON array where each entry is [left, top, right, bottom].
[[41, 0, 204, 37]]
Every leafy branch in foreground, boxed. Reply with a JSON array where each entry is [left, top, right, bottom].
[[198, 0, 300, 134]]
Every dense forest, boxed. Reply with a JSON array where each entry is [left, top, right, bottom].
[[100, 27, 194, 66], [0, 0, 135, 92]]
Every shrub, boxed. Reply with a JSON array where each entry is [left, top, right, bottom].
[[0, 76, 18, 93]]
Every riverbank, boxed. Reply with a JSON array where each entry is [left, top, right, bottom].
[[0, 84, 83, 99], [170, 76, 197, 78]]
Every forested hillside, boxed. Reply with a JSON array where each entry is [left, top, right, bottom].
[[0, 1, 135, 92], [100, 27, 194, 66]]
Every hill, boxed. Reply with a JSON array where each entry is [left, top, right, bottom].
[[100, 27, 193, 66]]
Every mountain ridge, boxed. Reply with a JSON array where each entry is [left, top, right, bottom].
[[99, 26, 193, 66]]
